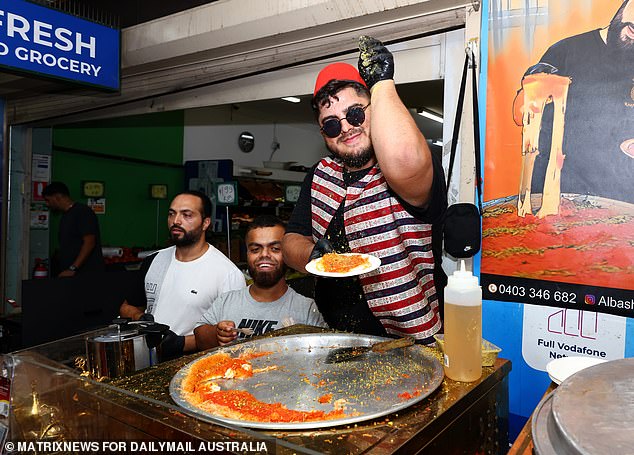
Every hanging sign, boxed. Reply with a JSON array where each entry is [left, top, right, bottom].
[[31, 154, 50, 181], [0, 0, 120, 90], [216, 182, 238, 206]]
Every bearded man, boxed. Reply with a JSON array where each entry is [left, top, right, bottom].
[[195, 215, 326, 349], [282, 36, 447, 344], [517, 0, 634, 203], [120, 191, 245, 360]]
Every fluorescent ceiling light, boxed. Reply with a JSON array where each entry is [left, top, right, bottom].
[[418, 109, 444, 123], [432, 140, 443, 147], [281, 96, 301, 103]]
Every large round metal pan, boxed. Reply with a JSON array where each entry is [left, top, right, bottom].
[[170, 333, 444, 430], [551, 357, 634, 454]]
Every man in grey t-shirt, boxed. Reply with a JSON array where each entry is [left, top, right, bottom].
[[195, 216, 326, 349]]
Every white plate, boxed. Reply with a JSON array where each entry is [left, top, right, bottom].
[[305, 253, 381, 278], [546, 356, 607, 385]]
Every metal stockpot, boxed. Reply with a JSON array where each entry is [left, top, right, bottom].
[[85, 319, 167, 379]]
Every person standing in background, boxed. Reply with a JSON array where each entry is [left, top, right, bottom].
[[513, 0, 634, 204], [42, 181, 105, 277]]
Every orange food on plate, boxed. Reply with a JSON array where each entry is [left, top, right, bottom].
[[316, 253, 371, 273], [318, 393, 333, 404]]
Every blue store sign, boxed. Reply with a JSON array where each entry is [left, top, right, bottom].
[[0, 0, 119, 90]]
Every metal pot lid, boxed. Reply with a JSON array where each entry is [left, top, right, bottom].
[[550, 357, 634, 454], [88, 321, 170, 342], [90, 330, 140, 342]]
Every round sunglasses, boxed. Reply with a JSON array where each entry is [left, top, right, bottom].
[[320, 104, 370, 138]]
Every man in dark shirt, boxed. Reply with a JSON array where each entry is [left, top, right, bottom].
[[43, 182, 104, 276], [516, 0, 634, 204], [283, 37, 447, 343]]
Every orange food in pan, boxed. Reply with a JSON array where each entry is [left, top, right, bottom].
[[181, 351, 349, 423], [197, 390, 346, 423]]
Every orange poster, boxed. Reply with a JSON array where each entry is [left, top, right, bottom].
[[481, 0, 634, 316]]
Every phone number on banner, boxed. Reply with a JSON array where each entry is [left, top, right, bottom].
[[481, 274, 634, 318], [488, 284, 577, 303]]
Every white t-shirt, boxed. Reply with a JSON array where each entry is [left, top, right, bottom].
[[147, 245, 245, 336]]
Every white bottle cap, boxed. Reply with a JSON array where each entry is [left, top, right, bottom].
[[447, 260, 479, 289]]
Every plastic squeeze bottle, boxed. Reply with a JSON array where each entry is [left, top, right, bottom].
[[442, 260, 482, 382]]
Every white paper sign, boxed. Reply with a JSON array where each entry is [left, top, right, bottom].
[[87, 198, 106, 214], [32, 154, 51, 182], [30, 210, 49, 229], [522, 304, 626, 371]]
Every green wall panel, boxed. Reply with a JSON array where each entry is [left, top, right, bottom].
[[50, 112, 184, 251], [54, 111, 184, 164]]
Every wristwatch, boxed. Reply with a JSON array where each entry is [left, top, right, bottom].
[[68, 265, 78, 272]]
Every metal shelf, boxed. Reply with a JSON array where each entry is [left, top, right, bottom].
[[235, 166, 306, 183]]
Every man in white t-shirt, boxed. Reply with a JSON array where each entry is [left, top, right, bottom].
[[120, 191, 245, 360], [195, 215, 326, 349]]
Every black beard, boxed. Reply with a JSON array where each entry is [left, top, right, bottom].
[[607, 4, 634, 53], [249, 263, 287, 288], [607, 23, 634, 53], [169, 226, 203, 247], [326, 136, 374, 169]]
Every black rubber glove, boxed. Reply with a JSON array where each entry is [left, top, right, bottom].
[[358, 35, 394, 90], [138, 312, 154, 322], [139, 321, 170, 350], [158, 330, 185, 362], [309, 238, 335, 262]]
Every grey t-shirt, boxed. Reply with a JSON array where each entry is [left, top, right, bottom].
[[197, 286, 327, 339]]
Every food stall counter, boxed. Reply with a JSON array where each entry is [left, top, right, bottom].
[[1, 326, 510, 454]]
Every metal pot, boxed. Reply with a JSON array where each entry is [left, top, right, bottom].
[[85, 318, 168, 380]]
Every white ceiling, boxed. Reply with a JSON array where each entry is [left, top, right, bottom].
[[220, 79, 445, 143]]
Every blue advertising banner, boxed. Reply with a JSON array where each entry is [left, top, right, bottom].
[[0, 0, 119, 90], [480, 0, 634, 439]]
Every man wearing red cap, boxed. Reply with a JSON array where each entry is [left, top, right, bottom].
[[283, 36, 447, 343]]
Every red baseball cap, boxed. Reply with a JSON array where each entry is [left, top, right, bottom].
[[313, 62, 367, 96]]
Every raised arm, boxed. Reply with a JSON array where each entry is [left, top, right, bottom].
[[282, 233, 314, 273], [358, 36, 433, 208]]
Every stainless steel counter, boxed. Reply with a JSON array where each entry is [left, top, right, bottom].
[[3, 325, 511, 454]]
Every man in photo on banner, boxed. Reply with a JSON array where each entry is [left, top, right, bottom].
[[514, 0, 634, 210]]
